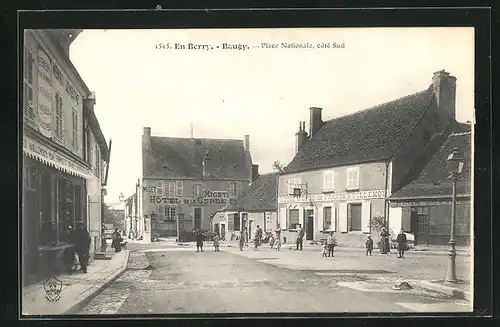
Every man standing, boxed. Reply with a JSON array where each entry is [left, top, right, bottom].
[[75, 223, 91, 273], [296, 224, 304, 251], [195, 230, 204, 252]]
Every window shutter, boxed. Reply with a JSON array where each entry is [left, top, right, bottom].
[[339, 203, 348, 232], [361, 201, 371, 233], [279, 207, 287, 228], [323, 171, 334, 191], [176, 181, 183, 196], [346, 167, 360, 190], [156, 180, 163, 194], [332, 206, 337, 232]]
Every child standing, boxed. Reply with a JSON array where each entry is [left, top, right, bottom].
[[213, 233, 220, 252], [269, 234, 275, 249], [366, 235, 374, 256], [326, 232, 336, 257], [321, 243, 328, 257]]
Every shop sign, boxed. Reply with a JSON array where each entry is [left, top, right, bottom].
[[149, 195, 237, 206], [278, 189, 385, 204], [23, 136, 92, 179]]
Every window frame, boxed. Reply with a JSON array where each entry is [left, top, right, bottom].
[[346, 167, 360, 191], [175, 181, 183, 197], [54, 92, 64, 142], [229, 181, 239, 197], [71, 108, 79, 151], [193, 183, 201, 197], [322, 170, 334, 192], [288, 209, 299, 230], [323, 206, 332, 230]]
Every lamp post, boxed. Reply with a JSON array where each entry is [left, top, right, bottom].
[[446, 146, 464, 283]]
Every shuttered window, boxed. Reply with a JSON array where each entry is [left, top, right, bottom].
[[23, 48, 36, 123], [54, 93, 63, 141], [323, 171, 334, 192], [72, 109, 78, 151], [175, 181, 183, 196], [346, 167, 360, 190], [323, 206, 332, 230], [193, 184, 201, 196]]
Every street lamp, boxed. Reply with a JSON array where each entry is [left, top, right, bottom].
[[119, 192, 124, 202], [446, 146, 465, 283]]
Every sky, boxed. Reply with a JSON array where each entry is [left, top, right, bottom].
[[69, 27, 474, 203]]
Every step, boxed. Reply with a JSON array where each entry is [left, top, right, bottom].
[[94, 252, 114, 260]]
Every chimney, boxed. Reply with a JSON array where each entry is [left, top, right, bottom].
[[244, 135, 250, 152], [142, 127, 151, 150], [295, 121, 308, 154], [309, 107, 324, 137], [432, 70, 457, 121], [252, 164, 259, 181]]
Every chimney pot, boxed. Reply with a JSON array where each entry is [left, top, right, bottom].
[[432, 70, 457, 120], [309, 107, 323, 136], [142, 127, 151, 150], [244, 135, 250, 152]]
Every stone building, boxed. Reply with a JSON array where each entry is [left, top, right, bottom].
[[388, 124, 472, 246], [277, 70, 461, 247], [22, 29, 109, 284], [141, 127, 253, 241]]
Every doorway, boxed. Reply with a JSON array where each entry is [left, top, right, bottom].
[[194, 208, 202, 230], [220, 223, 226, 240], [348, 203, 362, 232], [410, 207, 430, 246], [305, 209, 314, 240]]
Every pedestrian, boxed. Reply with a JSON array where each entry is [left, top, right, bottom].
[[380, 227, 390, 254], [365, 235, 374, 256], [321, 243, 328, 257], [275, 224, 282, 251], [253, 226, 260, 251], [213, 233, 220, 252], [74, 223, 91, 273], [296, 224, 304, 251], [269, 233, 275, 249], [111, 228, 122, 253], [397, 229, 408, 258], [195, 230, 204, 252], [239, 229, 246, 251], [326, 231, 336, 257]]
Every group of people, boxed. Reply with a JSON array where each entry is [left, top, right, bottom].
[[365, 227, 408, 258], [63, 223, 91, 274]]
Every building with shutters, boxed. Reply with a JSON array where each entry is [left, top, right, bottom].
[[214, 167, 278, 241], [123, 181, 145, 240], [141, 127, 253, 240], [387, 124, 472, 246], [22, 29, 110, 284], [277, 70, 462, 247]]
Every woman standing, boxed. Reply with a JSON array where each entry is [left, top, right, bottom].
[[239, 229, 246, 251], [275, 223, 282, 251], [397, 229, 408, 258], [111, 228, 122, 253], [380, 227, 390, 254]]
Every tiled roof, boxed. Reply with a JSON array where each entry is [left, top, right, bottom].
[[143, 137, 251, 180], [389, 123, 472, 200], [284, 87, 435, 173], [223, 173, 278, 212]]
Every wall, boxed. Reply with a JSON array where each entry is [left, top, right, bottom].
[[277, 162, 388, 243], [142, 178, 249, 235]]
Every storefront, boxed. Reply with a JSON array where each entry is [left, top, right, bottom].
[[22, 134, 93, 283]]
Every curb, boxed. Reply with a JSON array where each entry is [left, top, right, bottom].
[[417, 280, 471, 300], [64, 250, 130, 315]]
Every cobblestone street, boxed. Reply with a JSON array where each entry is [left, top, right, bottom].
[[77, 244, 471, 314]]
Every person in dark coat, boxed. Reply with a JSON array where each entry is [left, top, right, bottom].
[[111, 228, 122, 253], [239, 229, 246, 251], [365, 235, 374, 256], [195, 230, 204, 252], [380, 227, 390, 254], [396, 229, 408, 258], [74, 223, 91, 273]]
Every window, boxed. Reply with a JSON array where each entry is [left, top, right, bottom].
[[55, 93, 63, 141], [156, 180, 163, 194], [164, 206, 176, 222], [164, 181, 176, 197], [53, 64, 63, 84], [323, 171, 334, 192], [287, 178, 301, 195], [23, 48, 36, 123], [72, 109, 78, 151], [229, 182, 240, 196], [175, 181, 183, 196], [346, 167, 360, 190], [193, 184, 201, 197], [228, 214, 235, 231], [233, 213, 240, 231], [289, 209, 299, 229], [323, 206, 332, 230]]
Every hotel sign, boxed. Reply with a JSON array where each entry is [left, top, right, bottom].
[[278, 189, 385, 204], [148, 190, 236, 206], [23, 136, 92, 179]]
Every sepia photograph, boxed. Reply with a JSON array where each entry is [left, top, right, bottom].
[[21, 25, 475, 316]]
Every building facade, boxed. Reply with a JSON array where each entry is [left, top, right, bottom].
[[141, 127, 253, 241], [215, 167, 278, 241], [22, 29, 109, 284], [388, 126, 472, 246], [278, 71, 461, 246], [124, 180, 145, 239]]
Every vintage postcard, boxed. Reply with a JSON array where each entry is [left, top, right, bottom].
[[21, 26, 474, 315]]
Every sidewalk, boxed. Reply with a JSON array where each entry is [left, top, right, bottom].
[[21, 250, 130, 316]]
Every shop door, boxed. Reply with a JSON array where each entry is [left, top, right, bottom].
[[306, 209, 314, 240], [416, 214, 430, 246], [349, 204, 362, 231], [220, 224, 226, 240], [23, 189, 39, 278], [194, 208, 202, 230]]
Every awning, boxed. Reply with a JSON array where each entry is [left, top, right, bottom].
[[23, 136, 93, 180]]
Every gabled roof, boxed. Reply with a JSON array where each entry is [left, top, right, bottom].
[[142, 137, 251, 180], [389, 123, 472, 200], [284, 86, 435, 173], [222, 173, 278, 212]]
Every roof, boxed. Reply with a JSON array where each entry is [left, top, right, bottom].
[[143, 137, 252, 180], [389, 123, 472, 200], [223, 173, 278, 212], [284, 87, 435, 173]]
